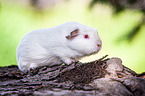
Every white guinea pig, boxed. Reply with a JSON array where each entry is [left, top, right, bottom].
[[16, 22, 102, 71]]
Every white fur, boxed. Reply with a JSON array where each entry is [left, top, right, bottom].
[[16, 22, 102, 71]]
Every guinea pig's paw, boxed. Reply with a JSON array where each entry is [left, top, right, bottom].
[[29, 63, 38, 69], [61, 58, 75, 65]]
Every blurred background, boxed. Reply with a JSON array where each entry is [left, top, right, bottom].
[[0, 0, 145, 73]]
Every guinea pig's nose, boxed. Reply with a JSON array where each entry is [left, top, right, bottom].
[[97, 43, 102, 48]]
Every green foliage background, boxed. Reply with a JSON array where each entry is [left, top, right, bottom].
[[0, 0, 145, 73]]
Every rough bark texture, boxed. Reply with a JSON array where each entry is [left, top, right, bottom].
[[0, 56, 145, 96]]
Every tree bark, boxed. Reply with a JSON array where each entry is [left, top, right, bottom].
[[0, 56, 145, 96]]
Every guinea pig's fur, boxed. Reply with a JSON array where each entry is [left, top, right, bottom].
[[16, 22, 102, 71]]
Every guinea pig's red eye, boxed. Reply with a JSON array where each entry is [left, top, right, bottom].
[[84, 34, 89, 39]]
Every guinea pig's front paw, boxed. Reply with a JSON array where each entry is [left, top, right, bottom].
[[65, 60, 74, 65], [62, 58, 78, 65]]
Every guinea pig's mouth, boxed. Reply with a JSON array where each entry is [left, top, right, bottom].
[[94, 50, 100, 54], [77, 47, 101, 57], [84, 49, 100, 56], [93, 48, 101, 55]]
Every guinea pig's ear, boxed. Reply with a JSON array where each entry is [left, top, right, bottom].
[[65, 29, 79, 40]]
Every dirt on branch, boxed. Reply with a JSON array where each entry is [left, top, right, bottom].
[[0, 56, 145, 96]]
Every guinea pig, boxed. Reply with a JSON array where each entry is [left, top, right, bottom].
[[16, 22, 102, 71]]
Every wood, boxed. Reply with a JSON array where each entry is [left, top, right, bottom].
[[0, 56, 145, 96]]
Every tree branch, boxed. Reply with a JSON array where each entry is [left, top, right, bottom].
[[0, 56, 145, 96]]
